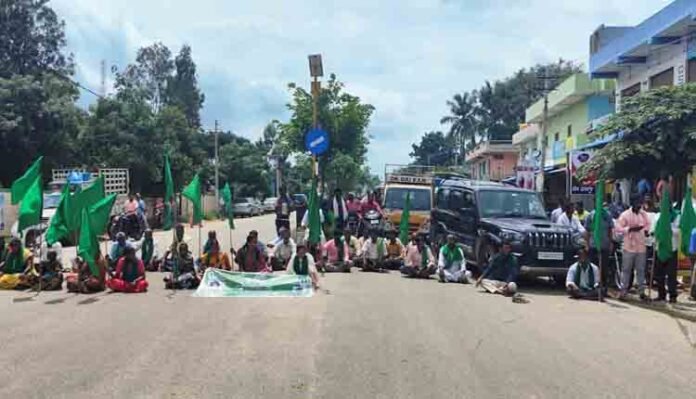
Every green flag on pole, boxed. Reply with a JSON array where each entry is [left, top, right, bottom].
[[46, 184, 72, 245], [221, 182, 234, 229], [78, 208, 99, 277], [17, 177, 43, 232], [69, 175, 105, 232], [399, 192, 411, 244], [182, 173, 203, 224], [89, 194, 117, 235], [655, 187, 673, 262], [163, 154, 175, 230], [307, 178, 322, 244], [592, 180, 605, 249], [11, 156, 43, 205], [679, 184, 696, 255]]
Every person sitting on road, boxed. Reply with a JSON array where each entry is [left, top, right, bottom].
[[401, 235, 436, 278], [140, 229, 160, 272], [199, 231, 232, 272], [109, 232, 133, 270], [107, 247, 149, 293], [0, 238, 34, 290], [361, 229, 387, 272], [66, 255, 107, 294], [271, 227, 296, 271], [437, 235, 470, 283], [36, 249, 63, 290], [162, 224, 190, 272], [565, 247, 600, 300], [286, 244, 319, 289], [322, 230, 352, 273], [236, 234, 270, 273], [384, 229, 405, 270], [164, 243, 199, 289], [343, 228, 362, 267], [476, 239, 519, 296], [556, 203, 586, 238]]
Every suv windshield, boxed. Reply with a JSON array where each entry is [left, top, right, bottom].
[[478, 190, 546, 219], [384, 187, 431, 211]]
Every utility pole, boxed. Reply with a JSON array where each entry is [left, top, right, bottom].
[[535, 66, 558, 194], [309, 54, 323, 179], [214, 120, 220, 215]]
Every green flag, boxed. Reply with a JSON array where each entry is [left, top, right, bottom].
[[11, 156, 43, 205], [399, 192, 411, 244], [679, 185, 696, 254], [69, 175, 105, 232], [592, 179, 605, 250], [18, 177, 43, 232], [307, 178, 322, 244], [46, 184, 72, 245], [163, 154, 175, 230], [221, 182, 235, 229], [89, 194, 117, 235], [655, 187, 673, 262], [78, 208, 99, 277], [182, 173, 203, 224]]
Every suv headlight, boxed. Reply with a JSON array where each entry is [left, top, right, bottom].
[[499, 229, 524, 243]]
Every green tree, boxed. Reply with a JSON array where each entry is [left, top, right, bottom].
[[440, 93, 477, 150], [279, 74, 374, 192], [409, 131, 453, 166], [0, 0, 72, 78], [166, 45, 205, 128], [577, 84, 696, 181], [114, 42, 174, 113]]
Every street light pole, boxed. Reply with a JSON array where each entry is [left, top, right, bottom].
[[214, 119, 220, 215]]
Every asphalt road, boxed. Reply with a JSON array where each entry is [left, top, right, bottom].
[[1, 214, 696, 398]]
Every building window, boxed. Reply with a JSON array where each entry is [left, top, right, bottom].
[[650, 67, 674, 89], [567, 124, 572, 138], [554, 132, 559, 142], [688, 59, 696, 83], [621, 83, 641, 98]]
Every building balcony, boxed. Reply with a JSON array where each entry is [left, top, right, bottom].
[[512, 123, 540, 146], [526, 74, 615, 123], [466, 140, 517, 162], [589, 0, 696, 77]]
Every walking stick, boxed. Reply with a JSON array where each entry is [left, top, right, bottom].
[[647, 246, 656, 301]]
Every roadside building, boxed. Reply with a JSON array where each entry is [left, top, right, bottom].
[[525, 73, 615, 207], [590, 0, 696, 109], [466, 140, 517, 182], [511, 123, 541, 190]]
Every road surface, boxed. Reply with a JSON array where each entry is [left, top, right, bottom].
[[1, 214, 695, 398]]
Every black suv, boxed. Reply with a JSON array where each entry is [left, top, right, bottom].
[[430, 178, 580, 277]]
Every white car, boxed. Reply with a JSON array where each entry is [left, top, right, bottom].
[[262, 197, 277, 213]]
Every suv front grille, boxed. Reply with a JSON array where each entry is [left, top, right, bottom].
[[526, 232, 571, 249]]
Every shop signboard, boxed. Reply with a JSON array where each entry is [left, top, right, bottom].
[[569, 149, 596, 195]]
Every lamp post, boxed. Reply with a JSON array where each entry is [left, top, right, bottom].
[[308, 54, 323, 178]]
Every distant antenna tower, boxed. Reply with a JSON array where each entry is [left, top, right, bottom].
[[100, 59, 106, 97]]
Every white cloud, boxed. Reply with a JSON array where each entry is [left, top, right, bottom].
[[51, 0, 672, 173]]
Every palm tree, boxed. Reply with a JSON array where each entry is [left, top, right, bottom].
[[440, 92, 478, 156]]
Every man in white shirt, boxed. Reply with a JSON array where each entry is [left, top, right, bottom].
[[361, 230, 386, 272], [556, 203, 586, 238], [271, 228, 296, 271], [565, 247, 600, 300], [550, 198, 567, 224]]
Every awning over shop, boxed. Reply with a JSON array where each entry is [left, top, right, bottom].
[[544, 166, 566, 175], [574, 131, 624, 151]]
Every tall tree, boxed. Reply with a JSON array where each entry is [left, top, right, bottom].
[[166, 45, 204, 128], [440, 93, 478, 151], [410, 131, 453, 166], [114, 42, 173, 113], [0, 0, 72, 78]]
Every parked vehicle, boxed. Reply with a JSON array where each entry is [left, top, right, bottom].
[[247, 198, 263, 215], [382, 164, 435, 237], [359, 209, 384, 237], [262, 197, 278, 213], [233, 198, 258, 217], [430, 177, 580, 278]]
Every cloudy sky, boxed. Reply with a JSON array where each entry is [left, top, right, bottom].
[[52, 0, 671, 174]]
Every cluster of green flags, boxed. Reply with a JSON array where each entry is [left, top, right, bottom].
[[10, 157, 117, 276]]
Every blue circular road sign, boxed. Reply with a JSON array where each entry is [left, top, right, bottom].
[[305, 128, 330, 156]]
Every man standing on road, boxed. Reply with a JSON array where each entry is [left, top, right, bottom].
[[556, 203, 586, 238], [437, 235, 470, 283], [551, 198, 567, 224], [332, 188, 348, 231], [275, 187, 293, 235], [584, 200, 614, 287], [565, 247, 600, 300], [615, 195, 651, 300], [476, 239, 519, 296], [136, 193, 148, 228]]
